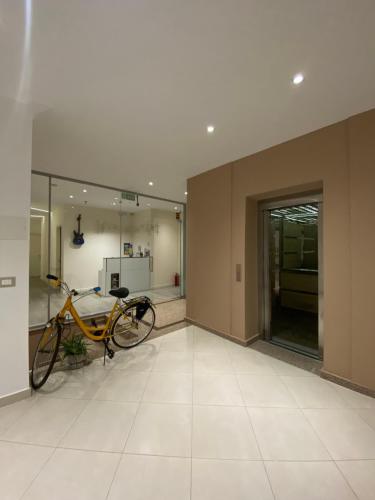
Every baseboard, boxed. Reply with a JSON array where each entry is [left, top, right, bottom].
[[0, 387, 31, 408], [185, 317, 259, 347], [320, 369, 375, 398]]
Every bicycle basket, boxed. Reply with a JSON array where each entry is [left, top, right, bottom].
[[136, 301, 150, 320]]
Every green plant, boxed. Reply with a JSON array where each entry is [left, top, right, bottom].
[[61, 335, 88, 358]]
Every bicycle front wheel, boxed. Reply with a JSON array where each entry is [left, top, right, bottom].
[[111, 303, 155, 348], [31, 320, 61, 389]]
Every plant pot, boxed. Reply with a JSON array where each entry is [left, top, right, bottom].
[[65, 354, 87, 370]]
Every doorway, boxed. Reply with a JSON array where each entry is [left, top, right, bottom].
[[261, 195, 323, 358]]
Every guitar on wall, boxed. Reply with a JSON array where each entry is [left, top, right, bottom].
[[73, 214, 85, 245]]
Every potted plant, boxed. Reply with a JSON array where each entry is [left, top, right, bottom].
[[61, 335, 88, 370]]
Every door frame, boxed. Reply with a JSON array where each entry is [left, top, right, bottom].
[[258, 193, 324, 359]]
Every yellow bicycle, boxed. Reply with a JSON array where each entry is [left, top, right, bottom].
[[31, 274, 156, 389]]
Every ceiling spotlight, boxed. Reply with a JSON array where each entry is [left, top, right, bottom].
[[184, 191, 188, 196], [146, 203, 151, 207], [82, 189, 87, 193], [174, 206, 178, 210], [71, 206, 75, 209], [206, 125, 215, 134], [292, 73, 304, 85], [148, 181, 154, 186], [69, 195, 74, 199], [112, 202, 116, 206], [114, 197, 118, 200]]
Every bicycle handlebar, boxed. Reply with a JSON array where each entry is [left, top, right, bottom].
[[46, 275, 101, 297]]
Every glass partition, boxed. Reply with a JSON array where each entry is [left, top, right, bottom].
[[29, 174, 50, 328], [29, 173, 185, 329], [50, 178, 122, 320]]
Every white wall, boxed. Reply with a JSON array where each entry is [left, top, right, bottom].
[[0, 97, 32, 400], [152, 210, 181, 288], [60, 205, 127, 289]]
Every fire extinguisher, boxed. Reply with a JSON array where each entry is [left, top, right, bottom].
[[174, 273, 180, 287]]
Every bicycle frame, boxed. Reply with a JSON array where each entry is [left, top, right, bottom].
[[56, 294, 124, 342]]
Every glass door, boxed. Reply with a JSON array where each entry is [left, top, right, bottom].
[[263, 199, 322, 358]]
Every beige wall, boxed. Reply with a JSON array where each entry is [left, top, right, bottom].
[[187, 108, 375, 391]]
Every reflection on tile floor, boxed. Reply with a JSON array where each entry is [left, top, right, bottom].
[[1, 326, 375, 499], [29, 277, 181, 327]]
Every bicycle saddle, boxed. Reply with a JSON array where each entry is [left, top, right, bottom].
[[109, 287, 129, 299]]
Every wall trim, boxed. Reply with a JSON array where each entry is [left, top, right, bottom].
[[0, 387, 31, 409], [185, 317, 260, 346], [321, 368, 375, 398]]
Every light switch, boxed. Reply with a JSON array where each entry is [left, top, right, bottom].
[[0, 277, 16, 288]]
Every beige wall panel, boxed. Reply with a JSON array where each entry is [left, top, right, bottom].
[[348, 110, 375, 390], [187, 109, 375, 389], [186, 165, 232, 334]]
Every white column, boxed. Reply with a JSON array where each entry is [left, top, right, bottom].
[[0, 97, 32, 402]]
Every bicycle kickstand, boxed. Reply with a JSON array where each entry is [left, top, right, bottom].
[[102, 338, 115, 365]]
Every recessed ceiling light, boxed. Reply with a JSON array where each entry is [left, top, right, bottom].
[[184, 191, 188, 196], [206, 125, 215, 134], [112, 202, 116, 206], [292, 73, 304, 85], [71, 206, 75, 209], [69, 195, 74, 199], [148, 181, 154, 186], [82, 189, 87, 193], [174, 206, 178, 210], [114, 197, 118, 200], [146, 203, 151, 207]]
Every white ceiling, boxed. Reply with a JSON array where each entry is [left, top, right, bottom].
[[2, 1, 375, 201]]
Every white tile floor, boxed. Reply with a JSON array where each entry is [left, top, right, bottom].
[[1, 325, 375, 499]]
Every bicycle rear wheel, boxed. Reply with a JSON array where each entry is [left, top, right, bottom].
[[31, 320, 61, 389], [111, 303, 155, 348]]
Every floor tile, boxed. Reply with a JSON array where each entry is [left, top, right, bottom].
[[192, 458, 273, 500], [0, 396, 38, 435], [281, 376, 347, 408], [304, 408, 375, 459], [336, 460, 375, 500], [0, 441, 53, 500], [268, 357, 316, 376], [230, 351, 275, 375], [193, 334, 228, 352], [2, 397, 87, 446], [192, 405, 260, 459], [39, 365, 109, 399], [142, 372, 192, 404], [160, 329, 194, 351], [266, 461, 356, 500], [248, 407, 330, 460], [193, 351, 233, 373], [125, 403, 192, 457], [193, 373, 243, 406], [329, 383, 375, 409], [153, 351, 193, 373], [108, 454, 190, 500], [93, 370, 149, 402], [23, 448, 120, 500], [357, 408, 375, 431], [237, 374, 297, 407], [112, 344, 158, 372], [59, 400, 138, 452]]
